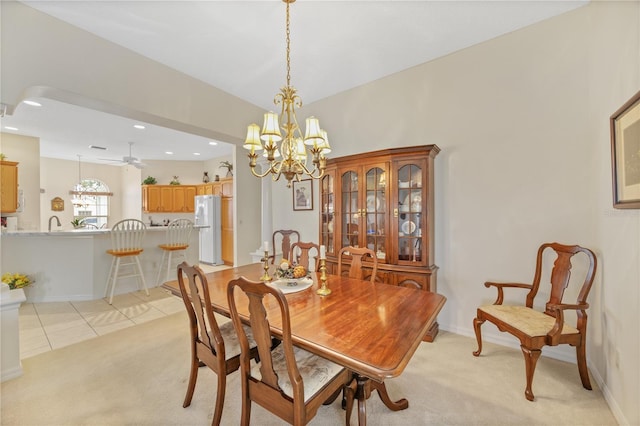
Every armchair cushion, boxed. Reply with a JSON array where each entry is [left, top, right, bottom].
[[478, 305, 579, 337]]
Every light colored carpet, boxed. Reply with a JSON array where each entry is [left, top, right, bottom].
[[1, 310, 616, 425]]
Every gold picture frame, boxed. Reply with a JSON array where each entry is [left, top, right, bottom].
[[611, 90, 640, 209]]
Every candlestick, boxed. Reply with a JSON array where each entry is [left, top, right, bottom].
[[316, 258, 331, 296], [260, 249, 272, 282]]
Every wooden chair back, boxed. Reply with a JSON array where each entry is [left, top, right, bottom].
[[473, 242, 597, 401], [227, 276, 353, 425], [289, 241, 320, 271], [337, 246, 378, 283], [109, 219, 146, 252], [271, 229, 300, 264], [162, 218, 194, 249]]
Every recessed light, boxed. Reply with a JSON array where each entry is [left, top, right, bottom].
[[133, 124, 145, 129], [209, 141, 218, 146], [4, 126, 18, 131], [193, 152, 201, 156], [23, 100, 42, 107], [165, 151, 174, 155]]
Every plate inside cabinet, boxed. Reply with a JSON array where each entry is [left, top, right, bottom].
[[401, 220, 416, 235]]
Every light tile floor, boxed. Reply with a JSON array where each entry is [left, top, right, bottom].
[[18, 263, 229, 360]]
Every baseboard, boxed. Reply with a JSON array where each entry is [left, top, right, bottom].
[[588, 360, 629, 426]]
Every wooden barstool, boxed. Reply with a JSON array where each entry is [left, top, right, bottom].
[[155, 219, 194, 286], [105, 219, 148, 304]]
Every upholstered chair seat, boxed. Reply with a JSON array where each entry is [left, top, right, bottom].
[[478, 305, 579, 337]]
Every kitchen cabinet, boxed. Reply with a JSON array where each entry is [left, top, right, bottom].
[[1, 161, 19, 213], [319, 145, 440, 341], [142, 185, 196, 213], [220, 178, 234, 265]]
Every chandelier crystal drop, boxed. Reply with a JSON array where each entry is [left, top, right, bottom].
[[243, 0, 330, 188]]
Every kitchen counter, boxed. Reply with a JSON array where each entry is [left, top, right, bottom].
[[1, 226, 204, 303]]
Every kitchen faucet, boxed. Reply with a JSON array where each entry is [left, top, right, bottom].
[[48, 215, 62, 232]]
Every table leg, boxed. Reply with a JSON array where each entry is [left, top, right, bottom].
[[351, 374, 409, 425]]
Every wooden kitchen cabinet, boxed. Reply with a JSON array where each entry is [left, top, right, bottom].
[[220, 177, 234, 265], [1, 161, 19, 213], [142, 185, 196, 213], [319, 145, 440, 341]]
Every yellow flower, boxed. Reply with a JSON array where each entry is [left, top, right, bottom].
[[2, 272, 32, 290]]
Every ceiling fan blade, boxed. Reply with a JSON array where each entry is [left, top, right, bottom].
[[133, 162, 147, 169], [97, 158, 125, 163]]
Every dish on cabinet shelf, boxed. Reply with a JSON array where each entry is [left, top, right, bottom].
[[401, 220, 416, 235], [366, 195, 381, 211], [399, 181, 410, 188], [269, 277, 313, 294], [403, 194, 422, 212]]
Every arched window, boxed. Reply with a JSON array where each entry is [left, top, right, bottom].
[[70, 179, 112, 228]]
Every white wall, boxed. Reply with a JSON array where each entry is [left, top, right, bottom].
[[278, 3, 640, 424], [3, 1, 639, 424]]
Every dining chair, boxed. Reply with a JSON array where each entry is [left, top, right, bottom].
[[289, 241, 320, 272], [227, 276, 355, 426], [472, 242, 597, 401], [177, 262, 261, 426], [270, 229, 300, 264], [155, 218, 194, 286], [337, 246, 378, 283], [104, 219, 148, 304]]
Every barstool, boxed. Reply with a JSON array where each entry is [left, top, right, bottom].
[[105, 219, 148, 304], [156, 219, 194, 286]]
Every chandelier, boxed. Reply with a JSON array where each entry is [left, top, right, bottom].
[[243, 0, 331, 188]]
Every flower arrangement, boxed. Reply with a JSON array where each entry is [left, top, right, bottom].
[[274, 259, 308, 280], [2, 273, 33, 290], [169, 176, 181, 185]]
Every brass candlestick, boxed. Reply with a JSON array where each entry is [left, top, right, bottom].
[[316, 258, 331, 295], [260, 250, 272, 282]]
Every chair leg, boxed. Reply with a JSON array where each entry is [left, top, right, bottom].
[[134, 255, 149, 296], [520, 346, 541, 401], [105, 257, 116, 300], [108, 258, 121, 305], [211, 371, 226, 426], [576, 339, 592, 390], [344, 378, 357, 426], [472, 316, 485, 356], [165, 251, 173, 285], [183, 355, 199, 408], [155, 250, 167, 287]]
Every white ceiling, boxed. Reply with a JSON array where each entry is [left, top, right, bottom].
[[2, 0, 588, 164]]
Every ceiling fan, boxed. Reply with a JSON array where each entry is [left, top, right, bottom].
[[100, 142, 147, 169]]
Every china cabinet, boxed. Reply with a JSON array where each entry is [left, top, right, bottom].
[[319, 145, 440, 341], [1, 161, 19, 213]]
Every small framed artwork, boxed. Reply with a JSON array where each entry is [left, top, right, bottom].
[[611, 90, 640, 209], [292, 179, 313, 211], [51, 197, 64, 212]]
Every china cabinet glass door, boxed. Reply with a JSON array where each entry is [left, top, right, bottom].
[[320, 173, 335, 256], [396, 162, 424, 264], [365, 167, 386, 260]]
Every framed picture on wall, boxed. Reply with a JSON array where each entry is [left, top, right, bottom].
[[292, 179, 313, 211], [611, 90, 640, 209]]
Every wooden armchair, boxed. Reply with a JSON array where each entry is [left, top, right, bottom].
[[271, 229, 300, 264], [289, 241, 320, 271], [472, 242, 597, 401], [337, 246, 378, 283], [227, 276, 354, 425]]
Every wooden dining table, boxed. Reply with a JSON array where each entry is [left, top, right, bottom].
[[162, 263, 446, 425]]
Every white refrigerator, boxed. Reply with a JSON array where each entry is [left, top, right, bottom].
[[194, 195, 222, 265]]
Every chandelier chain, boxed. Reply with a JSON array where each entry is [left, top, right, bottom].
[[285, 0, 291, 88]]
